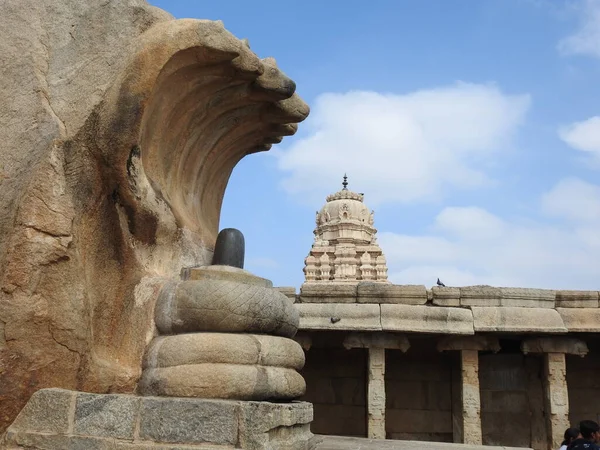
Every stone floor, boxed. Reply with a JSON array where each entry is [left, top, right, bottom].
[[315, 436, 531, 450]]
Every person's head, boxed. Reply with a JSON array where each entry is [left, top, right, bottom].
[[562, 427, 580, 445], [579, 420, 600, 442]]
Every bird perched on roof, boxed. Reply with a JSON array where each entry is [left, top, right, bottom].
[[436, 278, 446, 287]]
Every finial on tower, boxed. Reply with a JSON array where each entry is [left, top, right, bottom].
[[342, 173, 348, 190]]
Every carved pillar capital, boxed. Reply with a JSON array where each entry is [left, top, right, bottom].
[[437, 335, 500, 353], [521, 337, 588, 357], [343, 332, 410, 352]]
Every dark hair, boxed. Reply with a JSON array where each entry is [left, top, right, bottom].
[[561, 427, 579, 445], [580, 420, 600, 439]]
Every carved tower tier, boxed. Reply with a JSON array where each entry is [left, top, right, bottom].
[[303, 175, 389, 284]]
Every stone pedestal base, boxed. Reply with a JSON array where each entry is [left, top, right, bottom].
[[2, 388, 317, 450]]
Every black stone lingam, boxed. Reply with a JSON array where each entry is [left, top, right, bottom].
[[211, 228, 245, 269]]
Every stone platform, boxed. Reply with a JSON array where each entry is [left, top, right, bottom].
[[2, 389, 316, 449], [315, 436, 531, 450]]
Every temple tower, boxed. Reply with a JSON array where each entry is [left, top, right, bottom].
[[303, 175, 389, 284]]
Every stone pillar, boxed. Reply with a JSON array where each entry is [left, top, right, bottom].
[[460, 350, 482, 445], [522, 338, 588, 450], [544, 353, 569, 450], [367, 346, 386, 439], [438, 336, 499, 445], [343, 333, 410, 440]]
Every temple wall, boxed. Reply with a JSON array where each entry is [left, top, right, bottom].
[[296, 331, 600, 450], [567, 337, 600, 425], [385, 341, 453, 442], [301, 346, 367, 437], [291, 286, 600, 449], [479, 352, 545, 449]]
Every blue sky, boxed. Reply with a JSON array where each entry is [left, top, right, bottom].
[[151, 0, 600, 290]]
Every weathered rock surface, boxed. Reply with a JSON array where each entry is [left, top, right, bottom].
[[459, 286, 503, 306], [143, 333, 305, 370], [342, 332, 410, 352], [437, 336, 501, 353], [183, 265, 273, 287], [497, 287, 555, 308], [0, 0, 308, 432], [381, 304, 474, 335], [431, 286, 461, 306], [154, 280, 299, 337], [557, 308, 600, 332], [555, 290, 599, 308], [521, 337, 588, 356], [299, 283, 358, 303], [471, 307, 567, 333], [460, 286, 555, 308], [296, 303, 475, 334], [296, 303, 382, 330], [3, 388, 317, 449], [276, 286, 298, 301], [357, 284, 427, 305], [298, 283, 427, 304], [139, 364, 306, 400]]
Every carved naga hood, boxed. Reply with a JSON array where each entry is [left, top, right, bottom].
[[0, 0, 308, 433]]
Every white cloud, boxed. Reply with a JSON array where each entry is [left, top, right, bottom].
[[559, 116, 600, 159], [378, 178, 600, 289], [276, 83, 530, 205], [542, 177, 600, 222], [433, 207, 506, 240], [558, 0, 600, 58], [274, 81, 599, 289]]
